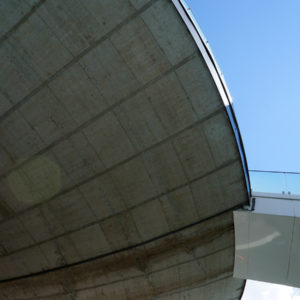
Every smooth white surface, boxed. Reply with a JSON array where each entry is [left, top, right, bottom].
[[248, 213, 292, 284], [234, 211, 300, 287], [254, 197, 300, 217]]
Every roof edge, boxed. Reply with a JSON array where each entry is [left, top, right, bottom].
[[172, 0, 251, 198]]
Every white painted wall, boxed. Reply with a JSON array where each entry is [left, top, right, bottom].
[[234, 209, 300, 288]]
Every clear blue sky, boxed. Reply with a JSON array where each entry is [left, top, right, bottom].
[[185, 0, 300, 173]]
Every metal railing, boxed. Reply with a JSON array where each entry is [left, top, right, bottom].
[[249, 170, 300, 197]]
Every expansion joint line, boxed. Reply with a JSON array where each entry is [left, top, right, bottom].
[[0, 0, 47, 47], [0, 203, 245, 284]]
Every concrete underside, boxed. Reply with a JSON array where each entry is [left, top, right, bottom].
[[0, 0, 247, 299]]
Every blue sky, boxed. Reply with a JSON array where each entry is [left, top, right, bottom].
[[184, 0, 300, 298], [185, 0, 300, 173]]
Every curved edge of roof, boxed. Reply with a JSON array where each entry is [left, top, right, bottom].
[[172, 0, 251, 199]]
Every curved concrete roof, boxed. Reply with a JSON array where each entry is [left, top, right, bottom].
[[0, 0, 249, 299]]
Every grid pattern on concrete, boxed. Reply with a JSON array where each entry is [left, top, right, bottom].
[[0, 0, 247, 298], [0, 212, 245, 300]]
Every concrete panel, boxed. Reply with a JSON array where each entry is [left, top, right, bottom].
[[132, 198, 169, 240], [0, 110, 45, 161], [143, 141, 187, 192], [0, 91, 12, 116], [51, 132, 105, 184], [56, 234, 81, 264], [79, 173, 127, 220], [15, 245, 52, 275], [25, 271, 67, 299], [0, 217, 34, 253], [39, 150, 74, 192], [41, 189, 96, 236], [26, 0, 40, 5], [218, 161, 247, 207], [0, 42, 41, 104], [112, 251, 146, 279], [0, 194, 12, 221], [20, 207, 52, 243], [115, 91, 168, 150], [173, 124, 216, 180], [129, 0, 151, 9], [159, 185, 199, 230], [111, 16, 170, 84], [110, 157, 158, 207], [144, 238, 191, 273], [176, 54, 223, 119], [0, 178, 21, 213], [83, 0, 136, 39], [101, 212, 141, 250], [20, 86, 77, 145], [21, 153, 65, 201], [80, 39, 139, 106], [49, 63, 108, 126], [9, 13, 72, 80], [0, 254, 28, 281], [67, 224, 111, 260], [126, 276, 156, 300], [148, 249, 233, 298], [145, 72, 197, 134], [0, 0, 33, 37], [142, 0, 197, 65], [0, 144, 14, 176], [3, 168, 44, 211], [36, 0, 102, 56], [71, 256, 123, 291], [203, 113, 239, 167], [191, 171, 224, 219], [191, 162, 245, 219], [39, 240, 65, 269], [84, 112, 135, 168]]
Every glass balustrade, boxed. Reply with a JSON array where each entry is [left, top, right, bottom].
[[249, 170, 300, 197]]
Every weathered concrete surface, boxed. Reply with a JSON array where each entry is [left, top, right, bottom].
[[0, 0, 248, 298], [0, 213, 245, 299]]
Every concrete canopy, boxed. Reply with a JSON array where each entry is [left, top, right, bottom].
[[0, 0, 249, 299]]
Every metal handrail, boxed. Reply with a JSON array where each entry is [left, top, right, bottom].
[[249, 170, 300, 196], [250, 170, 300, 175]]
